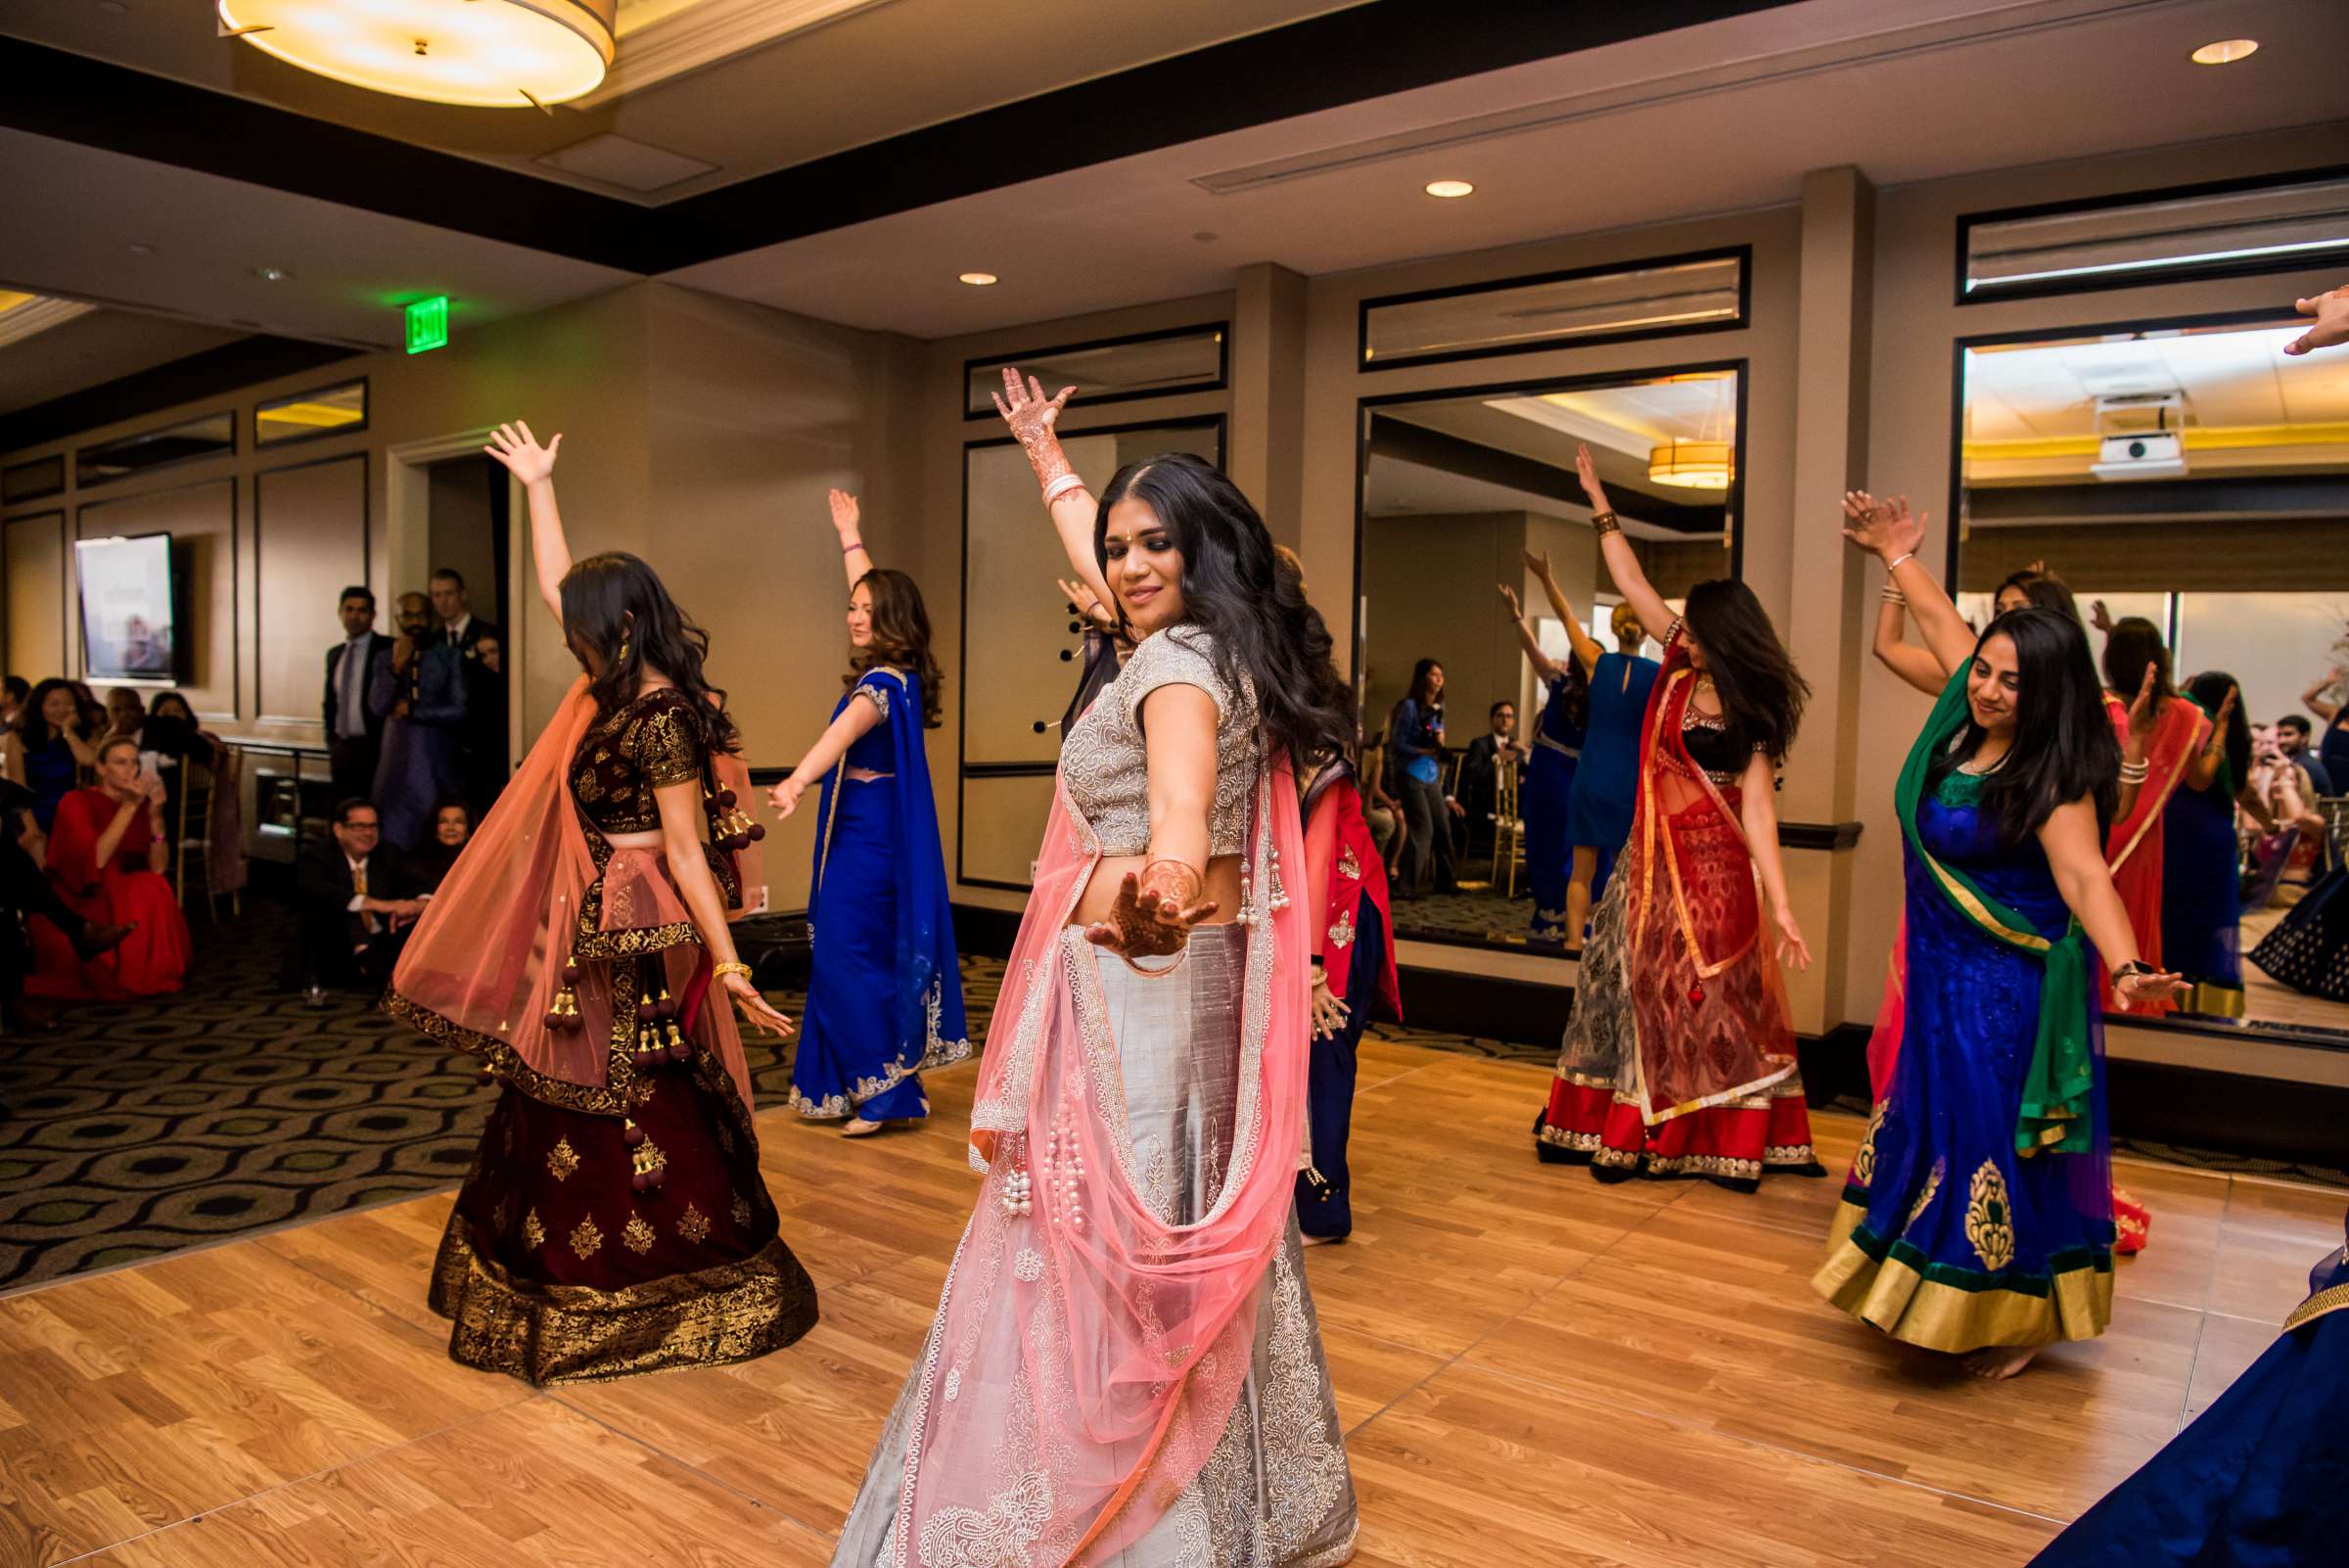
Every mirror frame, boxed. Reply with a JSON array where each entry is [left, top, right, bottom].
[[1351, 357, 1750, 955], [253, 375, 371, 449], [961, 324, 1229, 422], [1945, 303, 2349, 1048], [955, 412, 1228, 894]]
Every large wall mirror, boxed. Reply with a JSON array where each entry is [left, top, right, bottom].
[[958, 417, 1224, 890], [1356, 364, 1742, 952], [1955, 312, 2349, 1040]]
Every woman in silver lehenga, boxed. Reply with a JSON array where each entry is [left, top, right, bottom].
[[826, 371, 1359, 1568]]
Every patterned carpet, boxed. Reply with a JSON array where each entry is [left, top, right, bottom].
[[1, 904, 2332, 1293]]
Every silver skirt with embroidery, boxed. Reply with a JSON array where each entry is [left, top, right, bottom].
[[829, 924, 1358, 1568]]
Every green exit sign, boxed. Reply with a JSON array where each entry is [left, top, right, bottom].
[[404, 296, 449, 354]]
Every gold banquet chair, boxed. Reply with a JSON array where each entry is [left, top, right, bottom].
[[173, 752, 241, 921], [1490, 760, 1526, 897]]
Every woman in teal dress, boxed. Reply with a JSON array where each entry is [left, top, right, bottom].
[[770, 491, 968, 1135], [1819, 495, 2186, 1379]]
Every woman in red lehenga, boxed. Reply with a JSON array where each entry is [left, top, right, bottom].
[[26, 736, 189, 998], [1534, 445, 1821, 1190], [386, 421, 816, 1386], [1842, 503, 2160, 1250]]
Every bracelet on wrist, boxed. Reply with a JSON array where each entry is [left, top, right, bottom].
[[1041, 471, 1087, 506], [2110, 959, 2153, 984], [712, 960, 754, 982], [842, 536, 864, 555], [1590, 511, 1622, 538], [1886, 551, 1915, 571], [1137, 858, 1204, 909]]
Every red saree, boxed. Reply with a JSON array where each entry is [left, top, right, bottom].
[[1538, 627, 1818, 1187], [2099, 692, 2209, 1018], [26, 785, 188, 998]]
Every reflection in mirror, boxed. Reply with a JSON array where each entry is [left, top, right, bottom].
[[958, 419, 1223, 889], [964, 327, 1225, 418], [1957, 316, 2349, 1038], [1362, 253, 1745, 368], [75, 412, 234, 488], [1358, 367, 1740, 952], [255, 380, 366, 445]]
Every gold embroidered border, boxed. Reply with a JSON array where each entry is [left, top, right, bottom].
[[573, 918, 699, 963], [1812, 1200, 2112, 1353], [428, 1214, 816, 1387], [2283, 1280, 2349, 1333]]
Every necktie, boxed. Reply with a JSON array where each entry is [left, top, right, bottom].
[[339, 638, 362, 737]]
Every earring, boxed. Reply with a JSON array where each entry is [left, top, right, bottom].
[[619, 636, 631, 663]]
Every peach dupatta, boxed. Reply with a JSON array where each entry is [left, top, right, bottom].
[[2099, 692, 2208, 1018]]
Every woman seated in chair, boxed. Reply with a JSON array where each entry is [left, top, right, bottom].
[[26, 736, 191, 999]]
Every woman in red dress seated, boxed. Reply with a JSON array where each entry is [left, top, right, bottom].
[[27, 736, 190, 998]]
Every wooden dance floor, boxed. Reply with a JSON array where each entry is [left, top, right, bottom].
[[2, 1038, 2336, 1567]]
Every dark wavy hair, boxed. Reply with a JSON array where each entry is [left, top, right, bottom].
[[847, 568, 944, 728], [559, 552, 736, 756], [1095, 453, 1353, 768], [1681, 578, 1807, 761], [1267, 546, 1364, 768], [2185, 669, 2251, 788], [1550, 649, 1590, 732], [1928, 607, 2119, 844], [2098, 616, 2173, 702], [13, 677, 91, 746]]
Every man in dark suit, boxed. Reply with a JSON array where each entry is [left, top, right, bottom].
[[323, 585, 392, 806], [296, 798, 424, 1000], [1456, 700, 1522, 859], [429, 568, 506, 813]]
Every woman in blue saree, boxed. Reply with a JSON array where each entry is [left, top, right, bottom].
[[1819, 496, 2186, 1379], [2162, 670, 2265, 1019], [769, 491, 969, 1135], [1498, 553, 1597, 942]]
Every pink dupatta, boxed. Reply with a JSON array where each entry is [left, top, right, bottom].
[[388, 675, 759, 1110], [893, 753, 1311, 1567]]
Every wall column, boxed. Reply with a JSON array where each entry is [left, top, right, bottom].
[[1780, 164, 1876, 1038], [1227, 262, 1310, 544]]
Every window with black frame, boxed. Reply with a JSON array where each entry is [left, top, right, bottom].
[[1357, 366, 1742, 953], [1951, 313, 2349, 1041]]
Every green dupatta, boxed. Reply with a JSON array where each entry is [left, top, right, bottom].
[[1895, 667, 2094, 1155]]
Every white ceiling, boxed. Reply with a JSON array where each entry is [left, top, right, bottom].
[[0, 302, 247, 418], [669, 0, 2349, 336], [3, 0, 2347, 379]]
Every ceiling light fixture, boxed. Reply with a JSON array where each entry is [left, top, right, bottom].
[[214, 0, 617, 109], [958, 272, 998, 287], [1425, 179, 1475, 199], [253, 265, 290, 282], [1647, 438, 1734, 490], [2189, 38, 2258, 65]]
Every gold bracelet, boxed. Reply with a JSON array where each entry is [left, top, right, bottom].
[[712, 960, 754, 982], [1590, 511, 1622, 537], [1138, 858, 1205, 908]]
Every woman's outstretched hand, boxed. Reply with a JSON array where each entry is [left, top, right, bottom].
[[1773, 904, 1813, 972], [1520, 546, 1552, 580], [2112, 967, 2190, 1006], [1497, 582, 1525, 620], [768, 776, 807, 819], [2285, 283, 2349, 356], [1083, 871, 1219, 959], [1310, 972, 1350, 1039], [484, 421, 561, 484], [722, 971, 796, 1038], [2127, 663, 2160, 744], [992, 367, 1077, 479], [1573, 443, 1612, 516], [828, 488, 861, 538], [1060, 576, 1116, 632], [1841, 491, 1926, 562]]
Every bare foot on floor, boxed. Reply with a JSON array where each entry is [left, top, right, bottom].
[[1961, 1345, 2039, 1380], [842, 1117, 886, 1137]]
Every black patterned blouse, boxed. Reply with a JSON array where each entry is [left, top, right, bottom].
[[571, 688, 705, 837]]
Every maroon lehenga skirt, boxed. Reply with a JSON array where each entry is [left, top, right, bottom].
[[391, 914, 817, 1386]]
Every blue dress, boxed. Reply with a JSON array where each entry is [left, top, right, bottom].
[[372, 640, 469, 852], [1563, 652, 1658, 906], [2031, 1210, 2348, 1566], [2161, 778, 2244, 1017], [1522, 671, 1585, 940], [1815, 770, 2115, 1351], [790, 669, 970, 1122], [22, 734, 80, 831]]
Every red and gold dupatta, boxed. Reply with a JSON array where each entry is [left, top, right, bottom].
[[2098, 692, 2208, 1018], [1621, 628, 1797, 1123]]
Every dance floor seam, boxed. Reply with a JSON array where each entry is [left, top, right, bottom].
[[5, 1038, 2339, 1567]]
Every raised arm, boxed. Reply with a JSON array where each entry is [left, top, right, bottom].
[[484, 421, 570, 623], [766, 690, 886, 820], [1574, 445, 1675, 648], [1522, 548, 1604, 673], [2304, 672, 2342, 723], [2184, 684, 2237, 792], [830, 489, 873, 593], [1497, 584, 1563, 685], [994, 369, 1115, 616], [1871, 593, 1949, 696], [1844, 492, 1976, 675]]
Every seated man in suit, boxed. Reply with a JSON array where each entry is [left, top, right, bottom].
[[296, 798, 424, 1000], [1456, 700, 1521, 860]]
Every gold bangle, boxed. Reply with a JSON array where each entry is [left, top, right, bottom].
[[712, 960, 754, 982], [1138, 858, 1205, 908], [1590, 511, 1622, 537]]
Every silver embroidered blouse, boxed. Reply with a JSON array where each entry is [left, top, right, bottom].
[[1062, 626, 1260, 856]]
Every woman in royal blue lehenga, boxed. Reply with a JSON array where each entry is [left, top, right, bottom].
[[769, 491, 968, 1135], [2030, 1208, 2348, 1565], [1818, 496, 2186, 1379], [1498, 553, 1597, 942], [2162, 669, 2263, 1020]]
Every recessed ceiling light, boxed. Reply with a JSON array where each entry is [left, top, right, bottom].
[[253, 265, 290, 282], [958, 272, 997, 287], [1425, 179, 1475, 199], [2190, 38, 2258, 65], [127, 243, 156, 255]]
